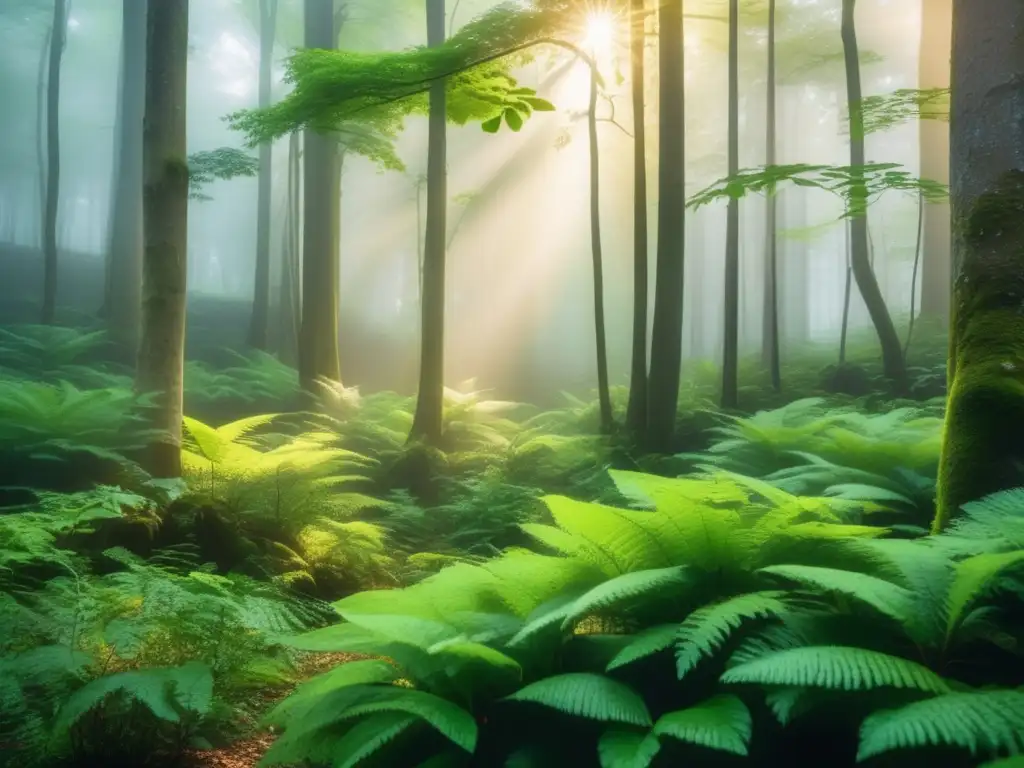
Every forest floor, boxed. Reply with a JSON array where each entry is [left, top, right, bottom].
[[183, 652, 362, 768]]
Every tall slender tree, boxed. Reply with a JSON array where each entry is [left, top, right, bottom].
[[762, 0, 781, 391], [40, 0, 67, 325], [935, 0, 1024, 529], [625, 0, 650, 440], [103, 0, 147, 349], [840, 0, 907, 392], [408, 0, 449, 446], [136, 0, 190, 478], [246, 0, 280, 349], [721, 0, 740, 408], [298, 0, 342, 392], [646, 0, 685, 452], [918, 0, 952, 320]]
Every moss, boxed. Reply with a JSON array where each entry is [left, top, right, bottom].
[[934, 170, 1024, 531]]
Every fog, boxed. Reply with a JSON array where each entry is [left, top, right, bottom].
[[0, 0, 932, 397]]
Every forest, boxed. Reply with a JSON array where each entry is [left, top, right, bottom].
[[1, 0, 1022, 766]]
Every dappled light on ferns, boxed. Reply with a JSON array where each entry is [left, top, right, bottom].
[[250, 468, 1024, 765]]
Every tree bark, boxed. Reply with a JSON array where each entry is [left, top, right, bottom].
[[247, 0, 279, 349], [625, 0, 650, 440], [646, 0, 685, 452], [587, 53, 613, 434], [40, 0, 67, 326], [935, 0, 1024, 529], [762, 0, 781, 391], [278, 130, 301, 365], [298, 0, 342, 392], [918, 0, 952, 319], [840, 0, 908, 392], [721, 0, 740, 408], [137, 0, 190, 478], [103, 0, 147, 349], [409, 0, 448, 446]]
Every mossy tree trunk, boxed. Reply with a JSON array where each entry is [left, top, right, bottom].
[[246, 0, 279, 350], [840, 0, 908, 392], [625, 0, 650, 440], [103, 0, 146, 351], [40, 0, 67, 326], [136, 0, 190, 479], [298, 0, 342, 393], [934, 0, 1024, 530], [646, 0, 685, 452], [408, 0, 448, 447], [918, 0, 952, 320], [721, 0, 740, 409]]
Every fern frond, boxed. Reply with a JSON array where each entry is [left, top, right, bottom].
[[757, 564, 916, 624], [675, 591, 792, 679], [857, 689, 1024, 760], [561, 566, 690, 630], [652, 695, 752, 756], [598, 729, 661, 768], [505, 673, 652, 726], [721, 646, 950, 693]]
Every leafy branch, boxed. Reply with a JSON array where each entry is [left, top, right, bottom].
[[857, 87, 950, 136], [186, 147, 259, 201], [687, 162, 949, 218]]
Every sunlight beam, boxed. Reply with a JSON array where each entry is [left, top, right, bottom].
[[582, 12, 615, 55]]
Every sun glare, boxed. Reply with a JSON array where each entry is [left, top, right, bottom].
[[582, 12, 615, 54]]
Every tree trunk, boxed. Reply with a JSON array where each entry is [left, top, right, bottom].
[[103, 0, 147, 349], [762, 0, 781, 391], [625, 0, 650, 440], [918, 0, 952, 319], [840, 0, 908, 391], [408, 0, 448, 446], [721, 0, 740, 408], [646, 0, 685, 452], [40, 0, 67, 326], [247, 0, 279, 349], [298, 0, 342, 392], [839, 223, 852, 363], [278, 130, 301, 365], [587, 56, 613, 434], [935, 0, 1024, 530], [136, 0, 190, 479], [36, 24, 51, 250]]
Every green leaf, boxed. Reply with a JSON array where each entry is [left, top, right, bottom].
[[675, 591, 791, 679], [522, 97, 556, 112], [504, 107, 524, 132], [652, 695, 752, 756], [946, 550, 1024, 638], [562, 566, 688, 630], [481, 115, 502, 133], [332, 712, 421, 768], [505, 673, 652, 726], [606, 624, 678, 671], [598, 729, 661, 768], [857, 690, 1024, 761], [756, 564, 915, 625], [721, 647, 950, 693]]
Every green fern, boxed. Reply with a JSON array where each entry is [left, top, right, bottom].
[[857, 689, 1024, 760], [505, 673, 652, 726], [652, 694, 752, 756], [673, 591, 793, 678], [598, 729, 662, 768], [721, 646, 950, 693]]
